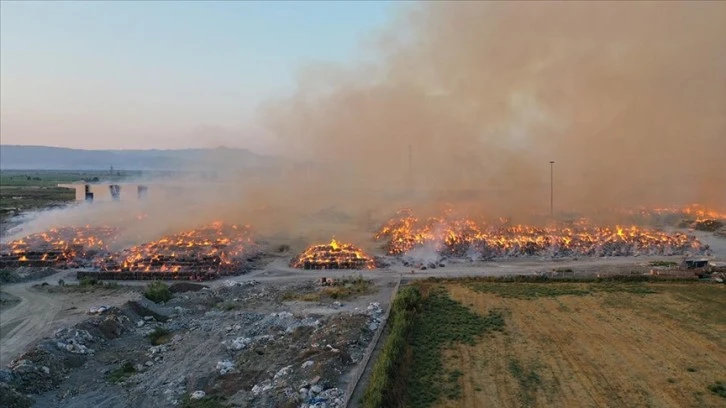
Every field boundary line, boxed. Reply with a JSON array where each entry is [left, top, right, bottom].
[[343, 275, 402, 408]]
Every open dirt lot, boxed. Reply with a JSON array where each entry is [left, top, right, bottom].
[[0, 272, 140, 367], [433, 282, 726, 408], [0, 267, 397, 408]]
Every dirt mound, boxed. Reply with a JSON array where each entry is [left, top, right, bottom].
[[0, 381, 33, 408], [123, 300, 170, 323], [0, 307, 135, 401], [0, 291, 20, 310]]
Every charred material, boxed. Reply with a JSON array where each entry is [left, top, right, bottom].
[[96, 222, 256, 276], [0, 226, 117, 268], [290, 239, 376, 270], [375, 210, 709, 258], [76, 270, 239, 281]]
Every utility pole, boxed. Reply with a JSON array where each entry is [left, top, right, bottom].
[[549, 161, 555, 217]]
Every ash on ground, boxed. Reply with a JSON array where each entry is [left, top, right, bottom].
[[0, 279, 388, 408]]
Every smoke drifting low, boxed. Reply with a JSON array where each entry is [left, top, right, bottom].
[[5, 2, 725, 248], [257, 1, 726, 220]]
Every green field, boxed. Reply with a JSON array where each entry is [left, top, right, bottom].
[[365, 279, 726, 408], [0, 170, 137, 223]]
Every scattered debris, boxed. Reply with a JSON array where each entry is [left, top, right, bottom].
[[216, 360, 236, 375], [190, 390, 206, 400], [0, 279, 389, 408]]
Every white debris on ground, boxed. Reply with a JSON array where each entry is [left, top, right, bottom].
[[216, 359, 236, 375], [190, 390, 206, 400], [54, 328, 95, 355], [274, 365, 293, 380], [363, 301, 384, 331], [0, 277, 393, 408], [87, 305, 110, 315], [298, 387, 345, 408]]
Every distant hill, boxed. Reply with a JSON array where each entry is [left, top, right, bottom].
[[0, 145, 275, 170]]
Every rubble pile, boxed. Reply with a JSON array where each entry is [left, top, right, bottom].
[[0, 306, 135, 401], [0, 226, 118, 268], [54, 328, 95, 355], [376, 209, 708, 260], [0, 279, 385, 408], [364, 302, 384, 331], [291, 239, 376, 270]]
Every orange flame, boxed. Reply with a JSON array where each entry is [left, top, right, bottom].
[[97, 222, 255, 273], [375, 209, 705, 257], [291, 239, 375, 269]]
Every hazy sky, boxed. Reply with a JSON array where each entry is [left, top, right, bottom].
[[0, 1, 394, 150]]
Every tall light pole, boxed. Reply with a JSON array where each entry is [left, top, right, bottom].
[[549, 161, 555, 217]]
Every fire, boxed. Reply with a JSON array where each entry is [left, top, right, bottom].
[[291, 238, 376, 270], [626, 204, 726, 222], [97, 222, 255, 274], [0, 226, 119, 267], [375, 210, 707, 258]]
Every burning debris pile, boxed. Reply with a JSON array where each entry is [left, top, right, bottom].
[[0, 226, 118, 268], [291, 239, 376, 270], [375, 209, 707, 259], [626, 204, 726, 231], [94, 222, 256, 279]]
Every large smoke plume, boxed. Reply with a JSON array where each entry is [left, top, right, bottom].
[[5, 2, 725, 248], [258, 1, 726, 221]]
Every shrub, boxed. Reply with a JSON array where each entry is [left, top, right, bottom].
[[217, 301, 239, 311], [145, 281, 172, 303], [149, 327, 171, 345], [649, 261, 678, 267], [107, 361, 136, 383], [709, 381, 726, 398], [181, 395, 227, 408], [362, 286, 421, 408], [79, 276, 98, 287]]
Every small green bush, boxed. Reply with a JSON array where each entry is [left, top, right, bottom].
[[649, 261, 678, 267], [145, 281, 172, 303], [107, 361, 136, 383], [79, 276, 98, 287], [181, 395, 227, 408], [709, 381, 726, 398], [149, 327, 171, 345], [218, 301, 239, 311]]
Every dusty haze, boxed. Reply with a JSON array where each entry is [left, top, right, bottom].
[[258, 1, 726, 220], [5, 1, 726, 248]]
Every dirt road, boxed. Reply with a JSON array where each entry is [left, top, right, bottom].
[[0, 272, 138, 366]]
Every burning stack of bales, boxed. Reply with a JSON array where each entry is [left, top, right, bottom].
[[290, 239, 376, 270], [93, 222, 256, 280], [0, 226, 118, 268], [375, 209, 708, 259]]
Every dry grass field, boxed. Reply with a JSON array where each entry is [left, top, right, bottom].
[[427, 281, 726, 408]]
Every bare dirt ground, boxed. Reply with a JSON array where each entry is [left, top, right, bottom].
[[0, 266, 397, 408], [0, 271, 139, 367], [438, 282, 726, 408]]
